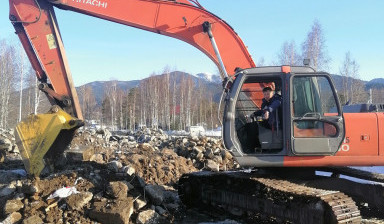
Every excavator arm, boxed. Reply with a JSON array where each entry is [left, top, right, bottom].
[[9, 0, 255, 176]]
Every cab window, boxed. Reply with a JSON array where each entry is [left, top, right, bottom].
[[292, 76, 338, 138]]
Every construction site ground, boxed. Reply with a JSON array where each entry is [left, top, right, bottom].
[[0, 127, 383, 224]]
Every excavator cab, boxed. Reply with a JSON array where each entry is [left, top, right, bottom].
[[223, 66, 345, 167]]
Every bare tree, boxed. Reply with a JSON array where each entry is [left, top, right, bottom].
[[0, 39, 17, 128], [18, 44, 26, 122], [340, 52, 366, 104], [257, 57, 266, 67], [79, 85, 86, 118], [101, 96, 110, 128], [162, 67, 171, 130], [278, 40, 301, 66], [197, 78, 204, 125], [33, 75, 42, 114], [105, 80, 118, 130], [124, 70, 222, 131], [185, 75, 193, 128], [117, 89, 125, 130], [209, 93, 214, 129], [128, 88, 137, 130], [301, 20, 330, 71], [24, 67, 42, 115], [172, 74, 177, 129], [340, 52, 352, 104], [146, 74, 160, 129], [83, 86, 97, 121], [372, 88, 384, 103], [139, 80, 147, 127], [179, 75, 185, 130]]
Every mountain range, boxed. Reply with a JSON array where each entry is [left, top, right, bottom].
[[6, 70, 381, 128], [81, 80, 140, 105], [365, 78, 384, 89], [77, 71, 383, 106], [76, 71, 223, 105]]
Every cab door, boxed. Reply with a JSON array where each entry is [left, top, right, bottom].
[[290, 74, 345, 155]]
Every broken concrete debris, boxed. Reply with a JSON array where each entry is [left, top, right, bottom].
[[89, 198, 134, 224], [107, 181, 129, 199], [134, 198, 147, 211], [0, 127, 238, 223], [3, 200, 24, 215], [1, 212, 22, 224], [65, 192, 93, 211], [136, 209, 159, 224]]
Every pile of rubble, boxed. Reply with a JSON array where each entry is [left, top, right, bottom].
[[0, 129, 19, 164], [0, 170, 180, 224], [69, 128, 238, 181], [0, 127, 238, 224]]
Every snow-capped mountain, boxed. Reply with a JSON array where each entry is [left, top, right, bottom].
[[195, 72, 221, 83]]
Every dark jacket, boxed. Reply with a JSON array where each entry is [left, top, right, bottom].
[[254, 94, 282, 130]]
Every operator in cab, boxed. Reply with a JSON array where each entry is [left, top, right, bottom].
[[246, 86, 282, 153], [251, 86, 282, 131]]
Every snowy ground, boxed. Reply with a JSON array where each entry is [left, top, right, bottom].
[[166, 129, 221, 137], [317, 166, 384, 185]]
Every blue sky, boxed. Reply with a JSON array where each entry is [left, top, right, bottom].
[[1, 0, 383, 85]]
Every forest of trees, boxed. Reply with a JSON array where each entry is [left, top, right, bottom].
[[81, 70, 220, 131], [1, 19, 384, 131]]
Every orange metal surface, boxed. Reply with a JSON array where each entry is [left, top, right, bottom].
[[293, 126, 323, 138], [293, 123, 337, 138], [284, 112, 383, 167], [241, 83, 265, 108], [9, 0, 47, 80], [378, 112, 384, 156], [283, 156, 384, 167], [241, 82, 276, 107], [9, 0, 82, 118], [281, 66, 291, 74], [336, 113, 379, 156], [47, 0, 256, 75]]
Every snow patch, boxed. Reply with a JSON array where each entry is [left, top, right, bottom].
[[195, 72, 221, 83]]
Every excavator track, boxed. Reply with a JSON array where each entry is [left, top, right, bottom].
[[292, 167, 384, 218], [179, 171, 361, 224]]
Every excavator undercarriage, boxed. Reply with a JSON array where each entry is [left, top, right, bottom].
[[178, 168, 384, 223]]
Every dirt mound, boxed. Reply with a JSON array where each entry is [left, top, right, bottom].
[[121, 147, 197, 185]]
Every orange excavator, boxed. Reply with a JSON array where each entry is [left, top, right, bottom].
[[9, 0, 384, 223]]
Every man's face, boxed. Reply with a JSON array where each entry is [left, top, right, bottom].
[[263, 90, 274, 101]]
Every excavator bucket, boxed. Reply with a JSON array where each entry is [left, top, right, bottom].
[[15, 106, 83, 176]]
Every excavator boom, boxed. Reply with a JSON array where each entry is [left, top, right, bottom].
[[9, 0, 255, 176]]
